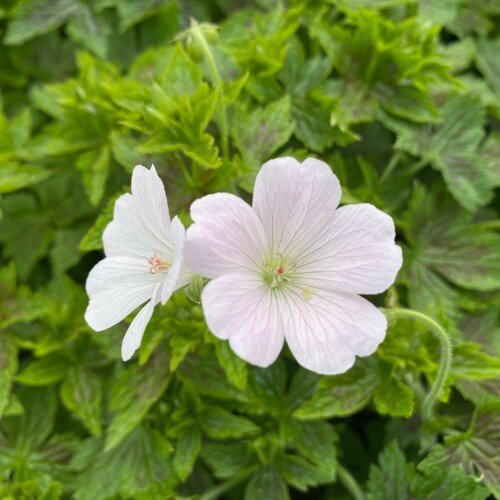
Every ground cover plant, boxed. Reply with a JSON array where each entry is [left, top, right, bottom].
[[1, 0, 500, 498]]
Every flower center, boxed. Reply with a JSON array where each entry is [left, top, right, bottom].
[[147, 251, 171, 274], [263, 254, 297, 289]]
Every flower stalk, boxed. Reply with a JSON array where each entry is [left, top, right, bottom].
[[383, 308, 453, 422], [190, 19, 229, 161], [337, 464, 366, 500]]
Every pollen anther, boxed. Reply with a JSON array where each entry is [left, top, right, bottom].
[[148, 251, 171, 274]]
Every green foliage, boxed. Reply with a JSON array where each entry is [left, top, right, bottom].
[[1, 0, 500, 498]]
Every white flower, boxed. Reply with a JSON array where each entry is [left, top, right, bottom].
[[184, 157, 402, 375], [85, 165, 193, 361]]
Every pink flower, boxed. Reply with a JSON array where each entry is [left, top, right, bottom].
[[85, 165, 193, 361], [184, 157, 402, 375]]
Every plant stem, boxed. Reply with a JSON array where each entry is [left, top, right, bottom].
[[382, 308, 453, 421], [200, 466, 256, 500], [406, 157, 428, 176], [190, 20, 229, 161], [380, 150, 403, 183], [337, 464, 366, 500]]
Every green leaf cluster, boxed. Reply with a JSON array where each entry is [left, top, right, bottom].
[[1, 0, 500, 498]]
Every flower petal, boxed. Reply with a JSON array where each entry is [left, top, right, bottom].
[[161, 215, 189, 303], [103, 165, 172, 260], [85, 256, 163, 331], [121, 283, 163, 361], [282, 287, 387, 375], [296, 204, 403, 294], [252, 157, 341, 258], [201, 273, 284, 367], [184, 193, 268, 279]]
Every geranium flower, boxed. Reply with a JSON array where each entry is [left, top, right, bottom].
[[184, 157, 402, 375], [85, 165, 192, 361]]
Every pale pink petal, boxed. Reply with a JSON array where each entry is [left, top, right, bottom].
[[184, 193, 268, 279], [201, 273, 284, 367], [85, 256, 163, 331], [282, 286, 386, 375], [121, 283, 163, 361], [103, 165, 171, 259], [295, 204, 402, 295], [252, 157, 341, 258]]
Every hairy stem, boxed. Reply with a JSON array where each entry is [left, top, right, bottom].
[[337, 464, 366, 500], [383, 308, 453, 421], [190, 20, 229, 161]]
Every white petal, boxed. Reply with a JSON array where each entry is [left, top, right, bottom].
[[85, 256, 163, 331], [296, 204, 403, 294], [121, 284, 162, 361], [184, 193, 268, 279], [282, 287, 386, 375], [252, 157, 341, 258], [103, 165, 171, 260], [201, 273, 284, 367], [160, 216, 185, 304]]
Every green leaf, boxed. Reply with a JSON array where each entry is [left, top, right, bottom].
[[245, 466, 290, 500], [0, 264, 48, 328], [105, 350, 170, 451], [79, 190, 123, 251], [201, 406, 259, 439], [475, 38, 500, 96], [116, 0, 174, 31], [2, 386, 57, 448], [66, 6, 110, 59], [5, 0, 79, 45], [418, 0, 459, 26], [380, 95, 492, 211], [60, 367, 102, 436], [285, 369, 320, 411], [215, 340, 248, 389], [184, 274, 203, 303], [76, 145, 111, 206], [282, 419, 338, 477], [367, 441, 413, 500], [478, 132, 500, 187], [248, 360, 287, 415], [201, 443, 257, 479], [327, 81, 378, 141], [405, 186, 500, 295], [276, 452, 333, 491], [0, 193, 51, 278], [16, 352, 72, 386], [330, 0, 410, 7], [411, 464, 489, 500], [418, 402, 500, 498], [294, 359, 380, 419], [292, 99, 336, 153], [140, 83, 220, 169], [231, 96, 294, 173], [0, 333, 18, 417], [50, 226, 86, 276], [373, 376, 415, 417], [374, 83, 440, 122], [73, 426, 175, 500], [0, 164, 51, 195], [451, 343, 500, 381], [172, 425, 201, 481]]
